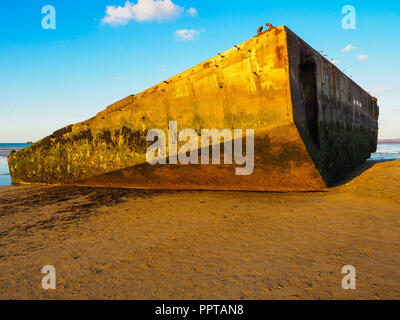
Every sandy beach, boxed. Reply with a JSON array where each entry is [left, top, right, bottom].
[[0, 159, 399, 300]]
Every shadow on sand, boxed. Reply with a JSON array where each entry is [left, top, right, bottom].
[[332, 159, 396, 188]]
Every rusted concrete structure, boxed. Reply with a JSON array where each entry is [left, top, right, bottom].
[[8, 25, 379, 191]]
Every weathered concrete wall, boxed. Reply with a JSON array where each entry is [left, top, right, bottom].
[[8, 26, 378, 191], [286, 27, 379, 185]]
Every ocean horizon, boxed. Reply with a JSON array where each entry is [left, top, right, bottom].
[[1, 141, 400, 186]]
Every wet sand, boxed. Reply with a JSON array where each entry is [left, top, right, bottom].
[[0, 160, 399, 299]]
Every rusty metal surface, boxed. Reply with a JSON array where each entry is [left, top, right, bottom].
[[257, 23, 274, 35]]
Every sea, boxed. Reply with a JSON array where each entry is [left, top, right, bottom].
[[0, 143, 30, 186], [0, 142, 399, 186]]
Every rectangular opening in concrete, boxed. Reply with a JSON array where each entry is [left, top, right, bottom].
[[299, 60, 320, 148]]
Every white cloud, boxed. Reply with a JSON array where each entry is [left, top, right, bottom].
[[367, 87, 390, 95], [330, 59, 341, 64], [341, 44, 358, 52], [103, 3, 134, 25], [357, 54, 369, 61], [102, 0, 183, 25], [175, 29, 201, 41], [186, 7, 198, 16]]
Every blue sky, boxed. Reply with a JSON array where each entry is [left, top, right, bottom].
[[0, 0, 399, 142]]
